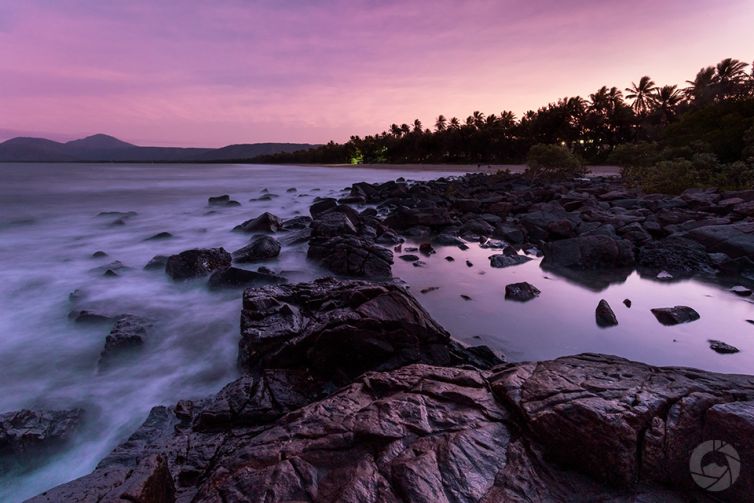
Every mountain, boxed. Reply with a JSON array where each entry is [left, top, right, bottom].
[[0, 134, 318, 163]]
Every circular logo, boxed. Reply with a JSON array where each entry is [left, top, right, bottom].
[[689, 440, 741, 492]]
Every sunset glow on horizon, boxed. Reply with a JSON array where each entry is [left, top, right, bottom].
[[1, 0, 753, 147]]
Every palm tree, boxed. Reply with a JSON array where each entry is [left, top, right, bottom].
[[390, 123, 402, 137], [589, 86, 610, 112], [625, 76, 656, 115], [715, 58, 749, 99], [412, 119, 423, 133], [448, 117, 460, 129], [400, 123, 411, 135], [684, 66, 716, 104], [434, 115, 447, 131], [653, 85, 684, 123], [472, 111, 485, 128]]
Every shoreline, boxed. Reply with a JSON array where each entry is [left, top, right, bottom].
[[301, 162, 622, 176]]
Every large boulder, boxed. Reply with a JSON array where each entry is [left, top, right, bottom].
[[541, 235, 635, 270], [232, 235, 281, 262], [165, 248, 231, 280], [1, 408, 84, 472], [238, 278, 490, 381], [99, 315, 151, 368], [490, 353, 754, 499], [307, 236, 393, 278], [637, 236, 715, 276], [686, 221, 754, 259]]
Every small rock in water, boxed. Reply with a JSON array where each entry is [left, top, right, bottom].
[[103, 269, 119, 278], [412, 260, 427, 267], [708, 340, 740, 354], [208, 194, 241, 207], [489, 253, 532, 268], [404, 246, 419, 253], [399, 254, 420, 262], [233, 212, 283, 233], [419, 242, 435, 256], [730, 285, 752, 297], [595, 299, 618, 327], [68, 309, 113, 323], [466, 260, 473, 267], [460, 294, 472, 301], [286, 187, 297, 193], [505, 282, 541, 302], [144, 231, 173, 241], [445, 256, 454, 262], [165, 248, 231, 280], [623, 299, 632, 308], [91, 251, 108, 258], [232, 235, 281, 262], [420, 287, 439, 294], [650, 306, 700, 325], [144, 255, 169, 271], [656, 271, 673, 280], [746, 319, 754, 325], [99, 315, 151, 368]]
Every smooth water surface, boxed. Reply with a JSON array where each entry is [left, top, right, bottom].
[[0, 163, 752, 501]]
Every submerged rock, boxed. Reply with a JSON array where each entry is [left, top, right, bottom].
[[143, 255, 169, 271], [99, 315, 151, 368], [650, 306, 701, 325], [709, 340, 740, 354], [165, 248, 231, 280], [144, 231, 173, 241], [505, 281, 541, 302], [0, 408, 83, 472], [232, 235, 281, 262], [595, 299, 618, 327]]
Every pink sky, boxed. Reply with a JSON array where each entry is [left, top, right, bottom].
[[0, 0, 752, 147]]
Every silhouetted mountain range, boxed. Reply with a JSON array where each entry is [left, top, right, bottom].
[[0, 134, 317, 162]]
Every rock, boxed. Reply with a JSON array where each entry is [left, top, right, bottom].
[[623, 298, 632, 308], [433, 233, 465, 246], [419, 242, 435, 255], [730, 285, 752, 296], [383, 206, 453, 230], [650, 306, 700, 325], [232, 235, 281, 262], [686, 222, 754, 259], [165, 248, 231, 280], [91, 250, 107, 258], [208, 194, 240, 207], [420, 286, 439, 294], [505, 282, 540, 302], [541, 235, 635, 270], [233, 212, 283, 233], [239, 278, 494, 380], [460, 294, 472, 300], [310, 207, 360, 238], [637, 237, 715, 276], [90, 260, 129, 275], [595, 299, 618, 327], [68, 309, 113, 323], [99, 315, 151, 368], [489, 253, 532, 268], [398, 254, 420, 262], [0, 408, 84, 472], [709, 340, 740, 354], [307, 236, 393, 278], [144, 231, 173, 241], [445, 256, 454, 262], [490, 353, 754, 497], [280, 215, 312, 230], [309, 197, 338, 217], [466, 260, 473, 267], [493, 223, 525, 244], [207, 267, 287, 289], [144, 255, 168, 271]]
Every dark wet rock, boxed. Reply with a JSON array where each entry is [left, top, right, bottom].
[[445, 256, 454, 261], [420, 286, 439, 294], [90, 260, 129, 275], [637, 236, 715, 276], [398, 254, 420, 262], [280, 215, 312, 230], [144, 255, 169, 271], [165, 248, 231, 280], [91, 250, 108, 258], [374, 229, 401, 245], [207, 267, 287, 289], [309, 197, 338, 217], [595, 299, 618, 327], [730, 285, 752, 296], [383, 206, 453, 230], [103, 269, 119, 278], [489, 253, 532, 268], [541, 235, 635, 270], [460, 294, 472, 300], [310, 209, 359, 238], [0, 408, 84, 472], [233, 212, 283, 233], [686, 221, 754, 259], [308, 236, 393, 278], [493, 222, 525, 244], [232, 235, 281, 262], [709, 340, 740, 354], [144, 231, 174, 241], [419, 242, 435, 255], [650, 306, 700, 325], [99, 315, 151, 368], [433, 233, 465, 246], [97, 211, 137, 220], [466, 260, 473, 267], [623, 298, 632, 308], [239, 278, 496, 381], [490, 353, 754, 498], [208, 194, 240, 207], [505, 281, 541, 302]]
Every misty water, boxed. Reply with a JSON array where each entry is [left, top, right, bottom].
[[1, 163, 752, 501]]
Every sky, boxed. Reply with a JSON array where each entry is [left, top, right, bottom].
[[0, 0, 753, 147]]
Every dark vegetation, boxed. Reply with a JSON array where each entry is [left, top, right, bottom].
[[256, 57, 754, 192]]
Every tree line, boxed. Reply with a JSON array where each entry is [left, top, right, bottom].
[[254, 58, 754, 165]]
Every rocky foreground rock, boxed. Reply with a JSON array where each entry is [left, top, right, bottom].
[[29, 278, 754, 502]]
